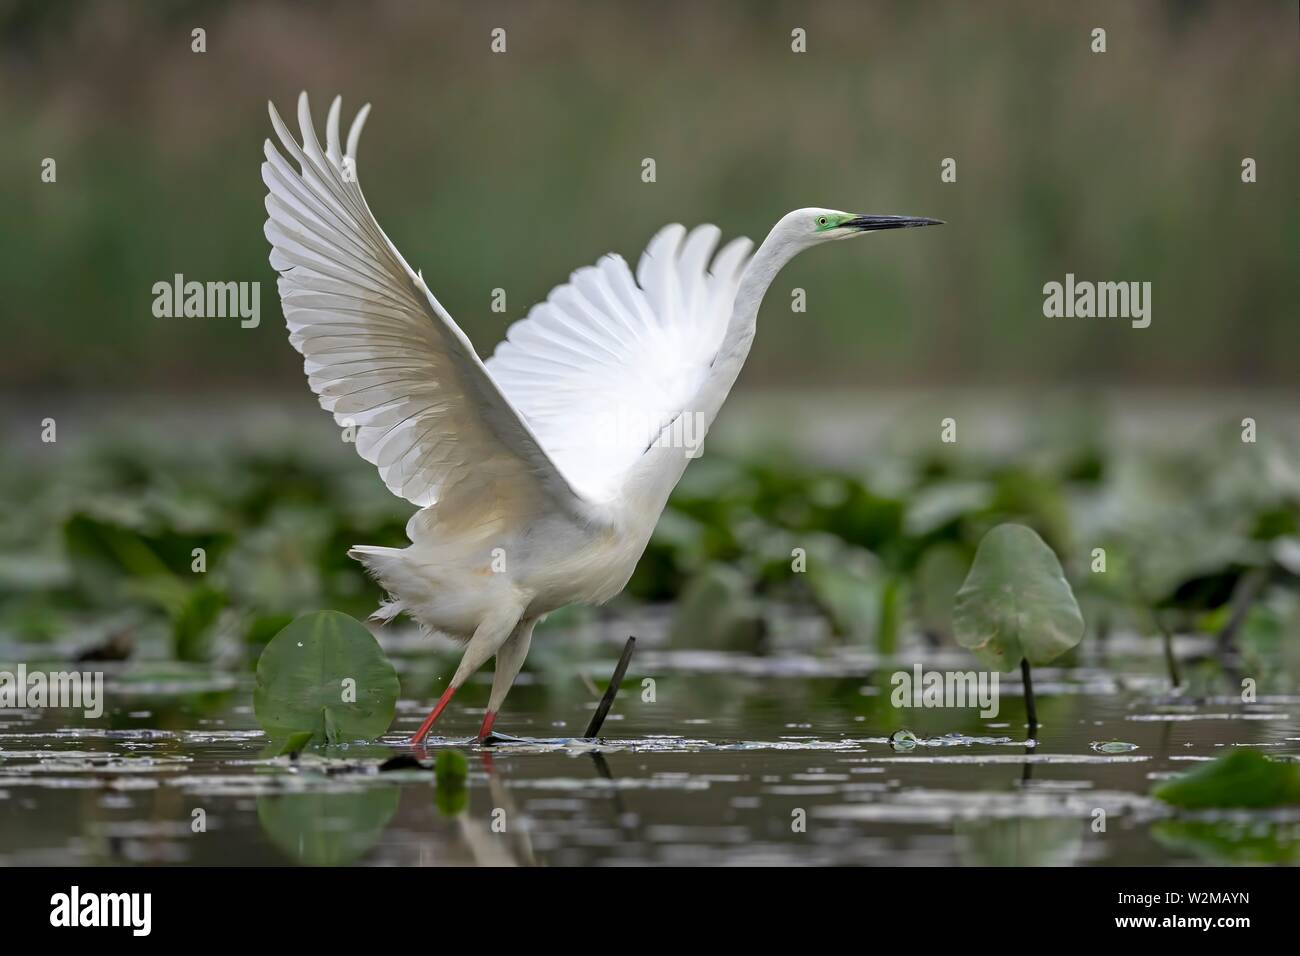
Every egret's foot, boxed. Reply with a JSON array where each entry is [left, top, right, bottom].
[[476, 710, 527, 745], [411, 686, 457, 745], [480, 729, 527, 747]]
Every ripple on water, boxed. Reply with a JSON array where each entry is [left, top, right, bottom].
[[814, 787, 1163, 824], [182, 730, 266, 743], [0, 728, 177, 741], [0, 753, 191, 774], [862, 753, 1151, 765], [1127, 712, 1291, 722]]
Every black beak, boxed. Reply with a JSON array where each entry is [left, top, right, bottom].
[[845, 215, 944, 231]]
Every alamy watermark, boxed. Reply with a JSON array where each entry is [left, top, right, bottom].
[[50, 886, 150, 936], [1043, 273, 1151, 329], [890, 664, 999, 718], [152, 274, 260, 328], [591, 406, 707, 459], [0, 665, 104, 719]]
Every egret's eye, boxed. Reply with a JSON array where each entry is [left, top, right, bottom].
[[817, 216, 829, 227]]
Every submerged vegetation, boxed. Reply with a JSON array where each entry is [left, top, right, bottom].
[[3, 400, 1300, 694]]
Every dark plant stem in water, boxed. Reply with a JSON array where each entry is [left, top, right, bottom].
[[1020, 658, 1037, 784], [1020, 658, 1038, 735], [1149, 610, 1182, 689], [584, 636, 636, 738]]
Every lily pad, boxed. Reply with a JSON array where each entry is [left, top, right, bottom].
[[257, 789, 399, 865], [275, 730, 316, 756], [1152, 819, 1300, 864], [435, 749, 469, 816], [1153, 750, 1300, 809], [253, 611, 399, 745], [953, 523, 1084, 671]]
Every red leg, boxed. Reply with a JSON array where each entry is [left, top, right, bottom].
[[477, 710, 497, 742], [411, 686, 457, 744]]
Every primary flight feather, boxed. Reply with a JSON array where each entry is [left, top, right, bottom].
[[262, 92, 941, 743]]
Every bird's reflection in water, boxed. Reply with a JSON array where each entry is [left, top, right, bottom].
[[437, 747, 645, 866], [452, 750, 538, 867]]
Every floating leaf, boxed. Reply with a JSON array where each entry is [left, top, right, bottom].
[[435, 749, 469, 816], [257, 789, 399, 865], [253, 611, 399, 744], [1152, 820, 1300, 864], [436, 749, 468, 782], [275, 730, 316, 756], [1153, 750, 1300, 809], [953, 523, 1084, 671]]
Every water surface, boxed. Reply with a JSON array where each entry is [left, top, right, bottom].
[[3, 627, 1297, 866]]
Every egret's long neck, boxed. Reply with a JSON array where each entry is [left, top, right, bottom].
[[695, 226, 802, 421], [619, 225, 802, 526]]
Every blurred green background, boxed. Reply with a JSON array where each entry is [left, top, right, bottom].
[[1, 1, 1298, 675], [1, 0, 1296, 395]]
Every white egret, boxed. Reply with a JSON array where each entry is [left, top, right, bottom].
[[261, 93, 941, 743]]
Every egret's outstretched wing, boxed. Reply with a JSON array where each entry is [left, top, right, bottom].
[[262, 93, 595, 521], [486, 225, 753, 501]]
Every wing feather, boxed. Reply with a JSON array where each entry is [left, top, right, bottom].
[[263, 92, 595, 522], [487, 225, 753, 501]]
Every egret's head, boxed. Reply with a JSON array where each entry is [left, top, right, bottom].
[[786, 207, 944, 249]]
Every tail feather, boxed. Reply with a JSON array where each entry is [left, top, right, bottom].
[[348, 545, 408, 624], [369, 598, 404, 624], [347, 536, 502, 642]]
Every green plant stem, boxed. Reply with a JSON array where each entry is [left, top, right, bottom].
[[1021, 658, 1038, 734], [1149, 609, 1182, 689]]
